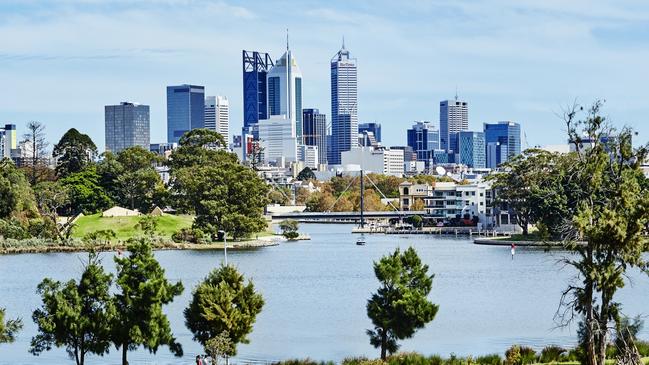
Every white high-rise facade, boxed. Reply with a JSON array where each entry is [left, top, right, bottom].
[[258, 115, 297, 167], [440, 98, 468, 153], [205, 95, 230, 143], [330, 40, 358, 165], [267, 39, 303, 140]]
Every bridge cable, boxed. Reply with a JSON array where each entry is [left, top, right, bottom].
[[325, 175, 358, 212]]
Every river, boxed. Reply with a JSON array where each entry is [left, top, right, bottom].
[[1, 224, 648, 364]]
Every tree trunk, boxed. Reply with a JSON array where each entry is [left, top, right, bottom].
[[122, 342, 128, 365], [584, 249, 597, 365], [596, 294, 611, 365], [380, 330, 387, 360]]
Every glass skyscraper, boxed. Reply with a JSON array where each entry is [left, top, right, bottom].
[[303, 108, 327, 165], [484, 121, 521, 168], [242, 51, 273, 135], [330, 41, 358, 165], [440, 98, 468, 153], [267, 43, 303, 139], [167, 84, 205, 144], [458, 131, 485, 168], [406, 121, 440, 166], [105, 102, 150, 153]]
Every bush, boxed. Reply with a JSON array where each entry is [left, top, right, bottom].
[[505, 345, 535, 365], [636, 340, 649, 357], [273, 359, 334, 365], [342, 357, 386, 365], [539, 345, 566, 363], [172, 227, 205, 244], [475, 354, 502, 365], [28, 218, 58, 239], [284, 231, 299, 240], [0, 219, 30, 240], [386, 352, 443, 365]]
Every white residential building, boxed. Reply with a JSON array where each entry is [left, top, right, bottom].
[[205, 96, 230, 143], [258, 116, 297, 167], [340, 147, 404, 176]]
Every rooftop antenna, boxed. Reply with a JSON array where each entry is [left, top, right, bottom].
[[342, 35, 346, 49], [286, 28, 289, 51], [455, 85, 459, 101]]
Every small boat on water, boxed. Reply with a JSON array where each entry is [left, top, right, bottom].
[[356, 236, 366, 246]]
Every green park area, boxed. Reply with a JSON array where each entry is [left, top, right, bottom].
[[71, 213, 195, 241]]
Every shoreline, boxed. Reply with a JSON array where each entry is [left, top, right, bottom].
[[0, 237, 282, 255]]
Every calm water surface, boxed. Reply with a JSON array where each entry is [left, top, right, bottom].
[[1, 224, 648, 364]]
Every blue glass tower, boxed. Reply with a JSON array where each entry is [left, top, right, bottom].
[[484, 121, 521, 168], [406, 121, 440, 166], [358, 122, 381, 143], [242, 51, 273, 136], [167, 84, 205, 144], [458, 131, 485, 168], [303, 108, 327, 165]]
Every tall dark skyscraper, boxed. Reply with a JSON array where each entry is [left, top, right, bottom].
[[303, 108, 327, 165], [242, 50, 273, 136], [167, 84, 205, 144], [105, 102, 150, 153], [484, 121, 521, 168], [330, 40, 358, 165], [359, 122, 381, 143], [440, 97, 468, 153]]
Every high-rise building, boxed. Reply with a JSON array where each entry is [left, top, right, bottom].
[[340, 147, 404, 176], [205, 96, 230, 143], [407, 121, 440, 166], [458, 131, 485, 168], [105, 102, 150, 153], [0, 124, 17, 159], [440, 98, 468, 152], [167, 84, 205, 144], [242, 51, 273, 135], [297, 144, 319, 169], [359, 122, 381, 143], [330, 40, 358, 165], [267, 40, 303, 139], [257, 115, 297, 166], [302, 108, 327, 166], [484, 121, 521, 169]]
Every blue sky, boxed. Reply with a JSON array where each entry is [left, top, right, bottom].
[[1, 0, 648, 151]]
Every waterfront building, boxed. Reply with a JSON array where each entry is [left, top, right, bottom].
[[267, 40, 303, 139], [105, 102, 150, 153], [205, 95, 230, 143], [167, 84, 205, 144], [407, 121, 440, 167], [359, 122, 381, 143], [484, 121, 521, 168], [330, 40, 358, 165], [340, 147, 404, 176], [242, 51, 273, 136], [297, 144, 319, 170], [440, 98, 468, 152], [302, 108, 327, 165], [0, 124, 17, 159], [258, 115, 297, 167]]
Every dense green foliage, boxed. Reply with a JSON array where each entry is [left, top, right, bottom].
[[53, 128, 97, 178], [0, 158, 39, 219], [30, 253, 114, 365], [169, 129, 269, 240], [367, 247, 439, 359], [60, 167, 112, 215], [184, 265, 264, 358], [279, 219, 299, 239], [0, 307, 23, 344], [112, 238, 184, 365]]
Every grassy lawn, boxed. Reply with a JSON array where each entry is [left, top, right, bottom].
[[71, 213, 194, 241]]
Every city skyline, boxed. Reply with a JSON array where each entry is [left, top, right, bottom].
[[1, 0, 648, 151]]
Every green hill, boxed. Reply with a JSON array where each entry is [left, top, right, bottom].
[[71, 213, 194, 241]]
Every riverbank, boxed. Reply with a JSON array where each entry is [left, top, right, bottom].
[[0, 235, 282, 255]]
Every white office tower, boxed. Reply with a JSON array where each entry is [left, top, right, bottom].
[[258, 116, 297, 167], [440, 97, 468, 153], [0, 124, 17, 159], [330, 39, 358, 165], [205, 96, 230, 143], [267, 36, 303, 140], [298, 144, 319, 169], [341, 147, 404, 177]]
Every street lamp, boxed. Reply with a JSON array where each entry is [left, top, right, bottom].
[[218, 230, 227, 266]]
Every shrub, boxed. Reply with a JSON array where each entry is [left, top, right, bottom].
[[0, 219, 30, 240], [172, 227, 205, 244], [475, 354, 502, 365], [27, 218, 58, 239], [386, 352, 441, 365], [505, 345, 535, 365], [342, 357, 386, 365], [636, 341, 649, 357], [284, 231, 299, 240], [539, 345, 566, 363], [273, 359, 334, 365]]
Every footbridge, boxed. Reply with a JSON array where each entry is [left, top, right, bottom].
[[269, 211, 427, 222]]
